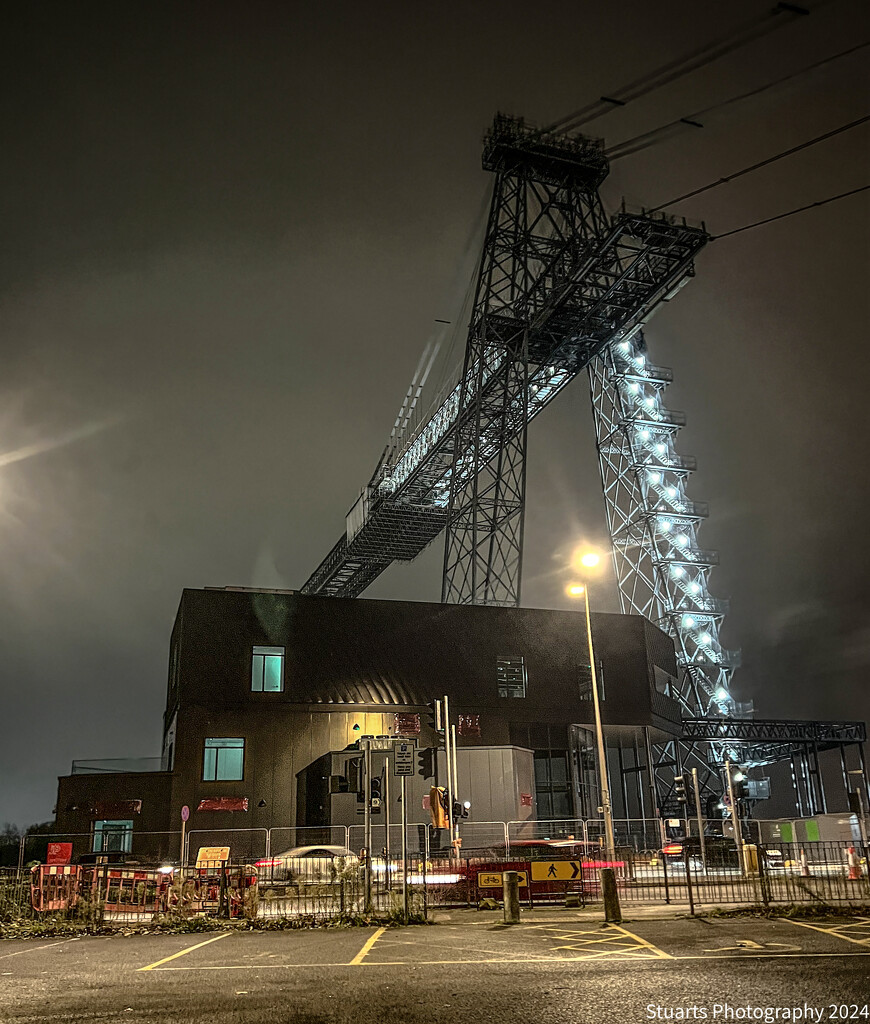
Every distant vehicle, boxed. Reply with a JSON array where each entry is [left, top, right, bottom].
[[450, 838, 599, 861], [507, 839, 599, 860], [254, 845, 359, 883], [662, 835, 783, 869]]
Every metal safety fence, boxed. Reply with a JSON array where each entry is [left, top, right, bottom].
[[9, 816, 868, 923]]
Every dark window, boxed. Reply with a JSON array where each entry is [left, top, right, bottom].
[[497, 655, 527, 698], [534, 750, 571, 821], [203, 738, 245, 781], [251, 646, 284, 692], [577, 661, 604, 700]]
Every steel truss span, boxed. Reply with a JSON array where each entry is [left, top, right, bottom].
[[682, 717, 866, 753], [303, 115, 708, 603]]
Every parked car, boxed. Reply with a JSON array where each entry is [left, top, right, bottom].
[[254, 845, 359, 884]]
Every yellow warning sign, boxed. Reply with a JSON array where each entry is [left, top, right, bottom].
[[195, 846, 230, 866], [477, 870, 528, 888], [530, 860, 582, 881]]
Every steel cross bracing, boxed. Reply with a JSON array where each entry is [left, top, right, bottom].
[[588, 332, 739, 713], [302, 115, 709, 601], [588, 331, 744, 805]]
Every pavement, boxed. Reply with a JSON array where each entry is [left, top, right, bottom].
[[1, 910, 869, 1023]]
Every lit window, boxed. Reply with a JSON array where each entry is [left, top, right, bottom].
[[497, 655, 527, 698], [93, 819, 133, 854], [203, 738, 245, 781], [251, 646, 284, 692]]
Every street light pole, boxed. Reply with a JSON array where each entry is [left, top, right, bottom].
[[581, 584, 616, 862], [725, 759, 745, 877]]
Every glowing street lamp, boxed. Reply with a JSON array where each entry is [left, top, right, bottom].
[[567, 549, 616, 862]]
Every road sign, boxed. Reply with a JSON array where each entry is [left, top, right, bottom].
[[478, 870, 528, 888], [46, 842, 73, 866], [181, 805, 190, 822], [393, 741, 415, 776], [195, 846, 230, 867], [530, 860, 582, 881]]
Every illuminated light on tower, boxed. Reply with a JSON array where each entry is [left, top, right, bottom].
[[588, 328, 740, 800]]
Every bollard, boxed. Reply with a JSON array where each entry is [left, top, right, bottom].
[[502, 870, 521, 924], [599, 867, 622, 924]]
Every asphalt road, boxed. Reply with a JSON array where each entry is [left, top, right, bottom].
[[2, 912, 869, 1023]]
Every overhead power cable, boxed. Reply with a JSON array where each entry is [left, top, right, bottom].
[[541, 1, 826, 134], [711, 183, 870, 238], [649, 114, 870, 212], [606, 40, 869, 160]]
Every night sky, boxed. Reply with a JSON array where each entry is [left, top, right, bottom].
[[1, 1, 868, 826]]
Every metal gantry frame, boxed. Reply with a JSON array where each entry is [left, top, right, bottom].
[[303, 116, 708, 605]]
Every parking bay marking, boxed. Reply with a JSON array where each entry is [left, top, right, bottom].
[[525, 923, 672, 960], [0, 939, 79, 960], [703, 940, 802, 953], [348, 926, 387, 965], [138, 932, 232, 972], [785, 917, 870, 947]]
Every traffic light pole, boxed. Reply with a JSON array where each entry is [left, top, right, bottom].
[[451, 723, 459, 851], [400, 774, 409, 925], [364, 738, 373, 912], [691, 767, 707, 872], [443, 694, 455, 852], [384, 763, 391, 891]]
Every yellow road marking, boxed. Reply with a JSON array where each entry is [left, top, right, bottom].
[[145, 950, 870, 971], [138, 932, 232, 972], [607, 924, 674, 959], [0, 940, 75, 960], [348, 927, 386, 965], [785, 918, 870, 947]]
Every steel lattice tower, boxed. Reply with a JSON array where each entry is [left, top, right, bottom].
[[589, 331, 741, 803], [442, 126, 611, 604]]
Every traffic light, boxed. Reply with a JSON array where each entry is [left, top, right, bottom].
[[425, 700, 445, 746], [674, 775, 687, 804], [452, 800, 469, 820], [429, 786, 448, 829], [369, 775, 382, 811], [417, 747, 436, 780], [732, 770, 748, 801]]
